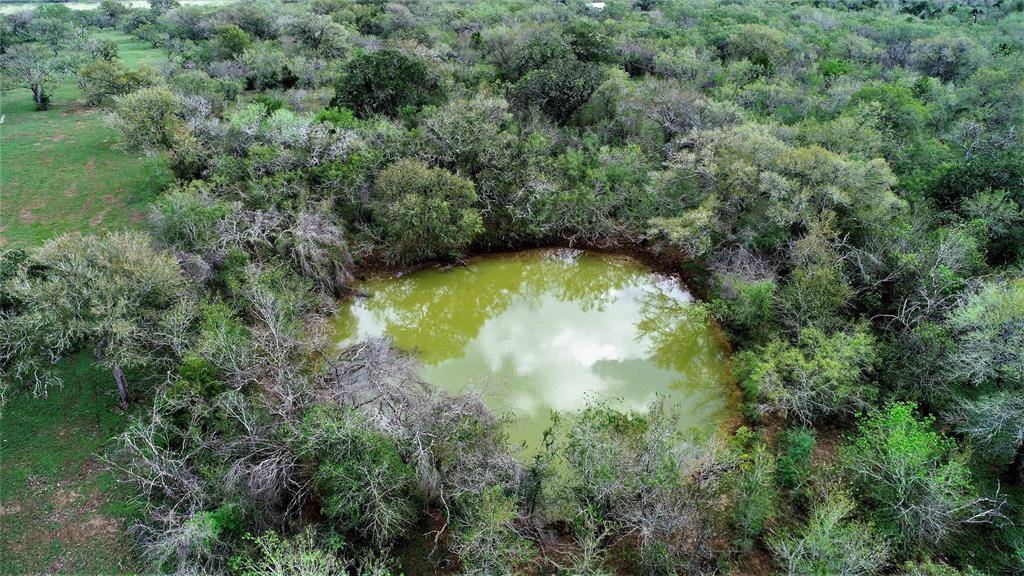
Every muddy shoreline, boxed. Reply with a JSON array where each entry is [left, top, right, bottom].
[[350, 238, 712, 300]]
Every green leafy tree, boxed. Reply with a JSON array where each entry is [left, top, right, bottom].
[[711, 274, 777, 340], [669, 123, 900, 252], [841, 402, 999, 554], [111, 86, 182, 150], [83, 36, 119, 61], [168, 69, 243, 112], [0, 43, 73, 110], [287, 13, 349, 58], [777, 225, 855, 331], [149, 185, 231, 255], [777, 427, 816, 491], [331, 48, 443, 118], [908, 36, 986, 83], [149, 0, 180, 16], [237, 43, 294, 90], [213, 24, 251, 58], [27, 15, 74, 55], [769, 489, 890, 576], [734, 443, 779, 549], [373, 159, 483, 262], [294, 405, 416, 546], [502, 26, 571, 80], [550, 142, 655, 241], [721, 24, 791, 72], [97, 1, 131, 25], [552, 403, 737, 573], [947, 278, 1024, 477], [232, 529, 343, 576], [946, 278, 1024, 391], [510, 57, 606, 125], [450, 486, 533, 576], [78, 59, 159, 106], [565, 20, 610, 63]]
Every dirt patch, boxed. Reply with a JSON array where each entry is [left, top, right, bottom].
[[51, 487, 81, 509], [84, 158, 96, 175], [811, 428, 841, 465], [90, 208, 111, 227], [78, 194, 96, 219], [89, 194, 122, 227], [18, 206, 35, 224], [733, 547, 775, 576], [56, 514, 121, 545], [0, 503, 23, 517], [63, 182, 78, 198]]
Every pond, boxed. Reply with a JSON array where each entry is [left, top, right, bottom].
[[330, 249, 736, 449]]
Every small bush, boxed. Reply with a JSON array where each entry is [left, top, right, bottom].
[[777, 427, 816, 491], [770, 490, 890, 576]]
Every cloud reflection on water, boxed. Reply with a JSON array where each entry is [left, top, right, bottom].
[[330, 250, 735, 447]]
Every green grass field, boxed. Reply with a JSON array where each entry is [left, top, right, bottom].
[[0, 31, 168, 573], [0, 31, 172, 249], [0, 358, 141, 574]]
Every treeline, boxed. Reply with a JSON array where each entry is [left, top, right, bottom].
[[1, 0, 1023, 574]]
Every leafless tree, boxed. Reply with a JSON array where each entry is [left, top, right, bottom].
[[552, 401, 739, 573], [318, 339, 523, 538]]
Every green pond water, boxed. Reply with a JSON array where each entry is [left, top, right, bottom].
[[330, 249, 736, 448]]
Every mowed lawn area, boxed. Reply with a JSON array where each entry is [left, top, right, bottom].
[[0, 31, 172, 248], [1, 31, 169, 573]]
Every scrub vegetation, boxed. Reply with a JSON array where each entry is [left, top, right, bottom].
[[0, 28, 171, 248], [1, 0, 1023, 574]]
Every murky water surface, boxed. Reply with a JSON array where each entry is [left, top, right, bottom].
[[331, 249, 735, 448]]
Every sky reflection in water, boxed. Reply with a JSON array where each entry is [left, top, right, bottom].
[[331, 249, 735, 448]]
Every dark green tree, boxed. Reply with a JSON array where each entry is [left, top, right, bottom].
[[331, 48, 443, 118], [510, 57, 606, 125]]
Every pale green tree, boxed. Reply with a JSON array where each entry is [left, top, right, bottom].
[[0, 232, 188, 407]]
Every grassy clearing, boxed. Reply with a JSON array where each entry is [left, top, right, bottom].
[[0, 356, 141, 574], [0, 31, 172, 249], [0, 31, 168, 573]]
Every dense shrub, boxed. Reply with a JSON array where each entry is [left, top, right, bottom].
[[372, 159, 483, 262], [111, 86, 182, 150], [79, 58, 159, 105], [770, 490, 890, 576], [168, 69, 242, 110], [736, 327, 878, 424], [331, 48, 443, 118], [777, 428, 816, 491], [294, 405, 417, 546], [550, 403, 738, 573], [841, 402, 998, 554], [6, 0, 1024, 573], [734, 443, 779, 549]]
